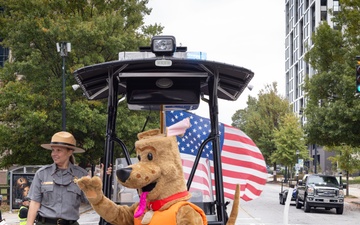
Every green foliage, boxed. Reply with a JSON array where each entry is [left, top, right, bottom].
[[272, 114, 308, 167], [303, 9, 360, 147], [326, 145, 360, 175], [303, 1, 360, 174], [232, 82, 293, 165], [333, 0, 360, 47], [0, 0, 163, 168]]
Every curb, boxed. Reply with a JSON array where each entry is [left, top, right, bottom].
[[349, 201, 360, 206]]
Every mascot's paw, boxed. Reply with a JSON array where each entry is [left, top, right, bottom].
[[75, 176, 103, 205]]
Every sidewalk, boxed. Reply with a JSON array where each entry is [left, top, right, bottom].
[[344, 184, 360, 206]]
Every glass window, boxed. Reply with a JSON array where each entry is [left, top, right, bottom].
[[308, 175, 339, 187], [333, 0, 340, 12], [321, 11, 327, 21], [0, 42, 9, 67]]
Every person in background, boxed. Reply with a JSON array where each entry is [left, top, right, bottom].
[[16, 177, 29, 189], [0, 194, 2, 222], [26, 131, 89, 225], [19, 197, 30, 225], [99, 162, 112, 180], [22, 185, 30, 198], [15, 177, 29, 202], [87, 160, 112, 179]]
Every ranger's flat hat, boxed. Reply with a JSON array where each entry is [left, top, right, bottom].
[[41, 131, 85, 153]]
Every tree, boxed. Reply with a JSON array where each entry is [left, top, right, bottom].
[[272, 113, 308, 178], [333, 0, 360, 49], [0, 0, 162, 168], [326, 145, 360, 196], [303, 22, 360, 147], [232, 82, 293, 181], [303, 1, 360, 180]]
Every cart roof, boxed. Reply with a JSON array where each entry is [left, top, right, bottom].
[[73, 57, 254, 101]]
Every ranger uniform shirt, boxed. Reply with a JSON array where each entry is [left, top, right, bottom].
[[28, 163, 88, 220]]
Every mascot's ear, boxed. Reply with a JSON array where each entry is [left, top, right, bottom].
[[136, 117, 190, 141], [166, 118, 190, 137], [137, 129, 162, 140]]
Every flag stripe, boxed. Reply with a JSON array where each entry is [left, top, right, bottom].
[[223, 126, 257, 146], [209, 164, 267, 190], [181, 156, 212, 199], [221, 152, 266, 170], [222, 142, 265, 160]]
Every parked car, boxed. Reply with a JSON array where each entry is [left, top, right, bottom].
[[279, 188, 297, 205], [279, 179, 297, 205]]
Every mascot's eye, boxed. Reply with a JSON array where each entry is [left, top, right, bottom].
[[137, 155, 141, 161], [147, 153, 153, 161]]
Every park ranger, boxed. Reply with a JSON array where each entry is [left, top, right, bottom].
[[26, 131, 88, 225]]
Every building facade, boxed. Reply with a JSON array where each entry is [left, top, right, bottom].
[[0, 40, 9, 67], [0, 7, 9, 68], [285, 0, 340, 174]]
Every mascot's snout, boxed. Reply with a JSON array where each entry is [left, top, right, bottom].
[[117, 167, 132, 183]]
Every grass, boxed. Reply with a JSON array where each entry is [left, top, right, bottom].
[[345, 195, 357, 199], [0, 204, 10, 212], [348, 176, 360, 185]]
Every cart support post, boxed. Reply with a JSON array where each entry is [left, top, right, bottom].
[[100, 69, 118, 225], [208, 69, 227, 225]]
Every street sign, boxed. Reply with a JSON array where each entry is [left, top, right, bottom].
[[298, 159, 304, 168]]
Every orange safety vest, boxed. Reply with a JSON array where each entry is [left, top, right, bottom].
[[134, 201, 207, 225]]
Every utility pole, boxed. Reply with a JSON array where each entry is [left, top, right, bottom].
[[56, 42, 71, 131], [296, 149, 299, 182], [313, 144, 317, 174]]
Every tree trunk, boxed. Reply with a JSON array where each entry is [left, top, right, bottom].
[[273, 162, 277, 182], [346, 170, 349, 196]]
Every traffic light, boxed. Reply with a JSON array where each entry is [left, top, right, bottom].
[[357, 59, 360, 93]]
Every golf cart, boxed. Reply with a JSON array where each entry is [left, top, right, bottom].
[[73, 35, 254, 225]]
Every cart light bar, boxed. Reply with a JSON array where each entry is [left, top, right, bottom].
[[151, 35, 176, 56]]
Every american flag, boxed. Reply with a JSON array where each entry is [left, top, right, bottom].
[[166, 110, 268, 201]]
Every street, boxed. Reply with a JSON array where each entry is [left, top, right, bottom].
[[235, 183, 360, 225], [77, 183, 360, 225]]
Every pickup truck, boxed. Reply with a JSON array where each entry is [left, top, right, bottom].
[[295, 174, 344, 214]]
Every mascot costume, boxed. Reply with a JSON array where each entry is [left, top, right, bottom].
[[76, 118, 240, 225]]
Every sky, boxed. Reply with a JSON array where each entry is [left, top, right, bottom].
[[144, 0, 285, 125]]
